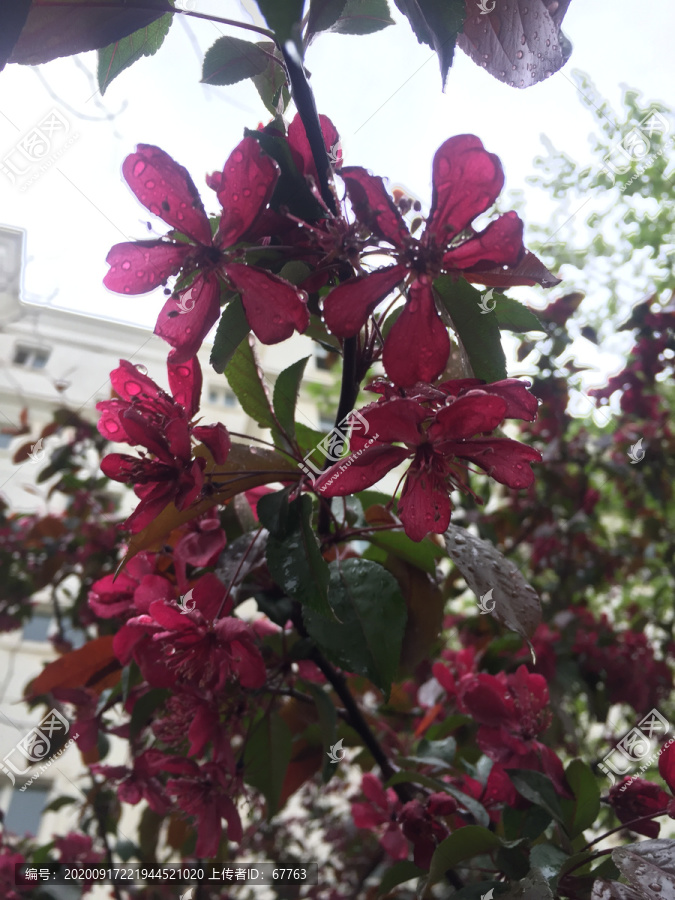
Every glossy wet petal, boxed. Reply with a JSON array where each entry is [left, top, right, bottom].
[[154, 273, 221, 364], [104, 240, 191, 295], [315, 445, 409, 497], [383, 279, 451, 387], [442, 211, 524, 271], [428, 392, 507, 443], [398, 461, 451, 542], [427, 135, 504, 245], [340, 166, 409, 247], [288, 112, 342, 185], [192, 423, 230, 465], [446, 438, 542, 488], [167, 356, 202, 419], [123, 145, 212, 245], [322, 265, 406, 337], [215, 137, 279, 247], [224, 263, 309, 344]]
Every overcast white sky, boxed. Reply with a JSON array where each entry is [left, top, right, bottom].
[[0, 0, 673, 402]]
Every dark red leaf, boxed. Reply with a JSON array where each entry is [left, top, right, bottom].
[[9, 2, 166, 66], [463, 250, 561, 288], [457, 0, 573, 89]]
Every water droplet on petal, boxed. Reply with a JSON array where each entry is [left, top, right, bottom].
[[135, 364, 148, 375], [243, 188, 251, 197], [520, 34, 526, 44], [125, 381, 142, 395], [133, 160, 146, 177], [121, 260, 131, 270], [546, 39, 551, 46], [176, 366, 191, 377], [232, 150, 244, 163], [516, 50, 524, 59], [106, 421, 119, 434]]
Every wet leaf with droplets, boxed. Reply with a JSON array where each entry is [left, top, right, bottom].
[[611, 839, 675, 900], [444, 524, 541, 640], [457, 0, 573, 89]]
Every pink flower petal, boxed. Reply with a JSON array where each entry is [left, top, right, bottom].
[[322, 265, 406, 337], [340, 166, 409, 247], [123, 145, 212, 245], [442, 211, 524, 271], [288, 112, 341, 184], [168, 356, 202, 419], [429, 392, 508, 443], [104, 241, 190, 294], [383, 279, 451, 386], [225, 263, 309, 343], [315, 445, 409, 496], [154, 273, 221, 363], [215, 137, 279, 247], [427, 135, 505, 245], [447, 438, 542, 488], [192, 423, 230, 465], [398, 461, 451, 541]]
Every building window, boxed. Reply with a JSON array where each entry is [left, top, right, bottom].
[[315, 345, 338, 371], [22, 614, 52, 642], [12, 344, 50, 369], [4, 782, 51, 836], [207, 386, 236, 408]]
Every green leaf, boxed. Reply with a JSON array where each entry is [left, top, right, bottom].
[[243, 712, 292, 817], [273, 357, 310, 445], [416, 737, 456, 766], [367, 529, 442, 575], [265, 494, 333, 618], [331, 0, 395, 34], [44, 795, 78, 813], [428, 826, 501, 886], [129, 688, 169, 740], [251, 41, 291, 115], [202, 35, 270, 86], [562, 759, 600, 838], [224, 335, 276, 430], [494, 294, 546, 333], [393, 0, 464, 88], [377, 860, 426, 896], [97, 14, 172, 94], [209, 296, 251, 374], [498, 867, 555, 899], [306, 0, 347, 37], [434, 275, 507, 382], [257, 487, 292, 537], [529, 845, 569, 886], [507, 769, 567, 828], [296, 422, 327, 454], [255, 0, 305, 43], [303, 558, 407, 698]]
